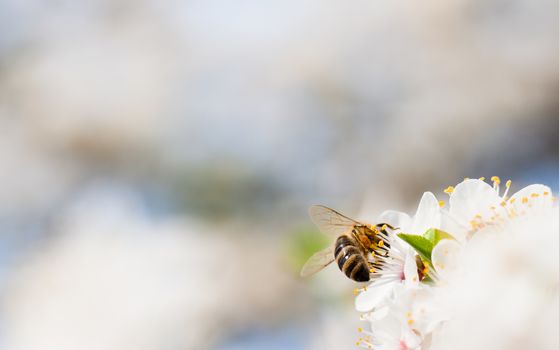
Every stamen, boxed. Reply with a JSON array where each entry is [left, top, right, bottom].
[[522, 197, 529, 204], [502, 180, 512, 198], [438, 200, 445, 208], [479, 177, 486, 181], [491, 176, 501, 193], [444, 186, 454, 194]]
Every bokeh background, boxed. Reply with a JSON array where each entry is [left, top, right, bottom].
[[1, 0, 559, 349]]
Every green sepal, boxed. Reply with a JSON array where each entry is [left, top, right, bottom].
[[423, 228, 455, 246], [397, 233, 433, 262]]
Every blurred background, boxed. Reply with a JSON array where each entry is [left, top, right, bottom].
[[0, 0, 559, 349]]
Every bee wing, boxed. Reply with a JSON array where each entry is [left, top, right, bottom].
[[300, 246, 335, 277], [309, 205, 361, 237]]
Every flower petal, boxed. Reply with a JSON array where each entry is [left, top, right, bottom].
[[431, 239, 461, 277], [507, 184, 553, 215], [449, 179, 501, 225], [403, 251, 419, 287], [355, 281, 394, 312], [440, 209, 468, 242], [377, 210, 412, 230], [411, 192, 441, 234]]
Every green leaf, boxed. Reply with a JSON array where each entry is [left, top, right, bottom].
[[423, 228, 455, 246], [397, 233, 433, 262]]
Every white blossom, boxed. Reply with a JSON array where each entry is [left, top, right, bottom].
[[354, 177, 558, 350]]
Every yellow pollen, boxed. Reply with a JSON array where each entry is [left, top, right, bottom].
[[369, 244, 376, 250], [544, 191, 550, 196], [407, 319, 415, 325], [522, 197, 529, 204], [506, 180, 512, 188], [500, 201, 506, 207], [357, 327, 363, 333], [531, 193, 540, 198], [370, 268, 376, 273], [444, 186, 454, 194], [475, 214, 482, 219], [439, 200, 445, 207], [378, 240, 384, 247], [353, 288, 360, 296], [406, 311, 412, 317], [381, 224, 388, 231], [479, 177, 486, 181], [509, 198, 516, 204], [491, 176, 501, 185]]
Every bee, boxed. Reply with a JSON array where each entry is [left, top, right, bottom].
[[300, 205, 395, 282]]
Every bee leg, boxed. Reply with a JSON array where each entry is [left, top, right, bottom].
[[376, 223, 398, 231]]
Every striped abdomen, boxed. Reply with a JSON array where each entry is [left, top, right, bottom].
[[334, 235, 370, 282]]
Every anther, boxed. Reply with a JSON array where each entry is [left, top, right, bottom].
[[438, 200, 445, 208], [479, 177, 486, 181], [491, 176, 501, 185], [444, 186, 454, 194]]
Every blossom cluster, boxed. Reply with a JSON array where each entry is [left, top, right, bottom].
[[354, 177, 557, 350]]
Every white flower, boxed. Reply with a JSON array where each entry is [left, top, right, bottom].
[[353, 177, 558, 350], [441, 177, 554, 241], [355, 192, 441, 312], [430, 208, 559, 350], [357, 284, 442, 350]]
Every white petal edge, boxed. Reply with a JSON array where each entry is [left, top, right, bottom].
[[355, 281, 394, 312], [411, 192, 441, 234]]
